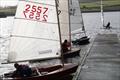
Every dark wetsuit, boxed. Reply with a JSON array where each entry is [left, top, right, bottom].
[[106, 22, 110, 29], [13, 65, 32, 77], [62, 40, 70, 53]]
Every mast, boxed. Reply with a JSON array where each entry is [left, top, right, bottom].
[[55, 0, 64, 66], [68, 0, 72, 50], [56, 0, 70, 66], [101, 0, 105, 27]]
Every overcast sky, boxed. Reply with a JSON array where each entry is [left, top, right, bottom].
[[0, 0, 18, 7]]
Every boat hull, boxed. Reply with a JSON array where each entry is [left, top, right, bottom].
[[3, 64, 78, 80], [63, 48, 81, 58], [72, 36, 90, 45]]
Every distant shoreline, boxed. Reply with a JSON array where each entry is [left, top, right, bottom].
[[81, 5, 120, 13], [82, 9, 120, 13]]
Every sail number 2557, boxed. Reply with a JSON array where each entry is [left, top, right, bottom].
[[23, 4, 48, 22]]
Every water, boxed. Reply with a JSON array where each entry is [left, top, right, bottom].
[[83, 11, 120, 37], [0, 11, 120, 76], [0, 17, 14, 64]]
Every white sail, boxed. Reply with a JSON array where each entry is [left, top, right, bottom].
[[58, 0, 70, 42], [69, 0, 84, 35], [101, 0, 105, 27], [8, 0, 61, 62]]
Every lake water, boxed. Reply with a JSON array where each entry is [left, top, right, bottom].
[[83, 11, 120, 37], [0, 11, 120, 76]]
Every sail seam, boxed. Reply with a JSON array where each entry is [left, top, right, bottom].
[[11, 35, 59, 41], [15, 17, 77, 24], [14, 17, 58, 24]]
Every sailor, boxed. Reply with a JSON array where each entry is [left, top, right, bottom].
[[12, 63, 32, 77], [106, 22, 111, 29], [62, 39, 70, 53]]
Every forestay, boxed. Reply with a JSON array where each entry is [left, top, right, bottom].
[[8, 0, 61, 62]]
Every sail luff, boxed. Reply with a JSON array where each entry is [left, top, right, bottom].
[[55, 0, 63, 55]]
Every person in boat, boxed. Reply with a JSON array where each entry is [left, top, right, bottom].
[[105, 22, 111, 29], [12, 63, 32, 77], [62, 39, 70, 53]]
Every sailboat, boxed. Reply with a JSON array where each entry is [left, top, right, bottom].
[[101, 0, 105, 28], [69, 0, 90, 45], [100, 0, 111, 29], [1, 0, 79, 80], [57, 0, 81, 57]]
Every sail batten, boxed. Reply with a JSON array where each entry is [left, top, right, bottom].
[[14, 17, 59, 24], [8, 0, 61, 62]]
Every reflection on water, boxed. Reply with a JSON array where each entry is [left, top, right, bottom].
[[0, 11, 120, 76]]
